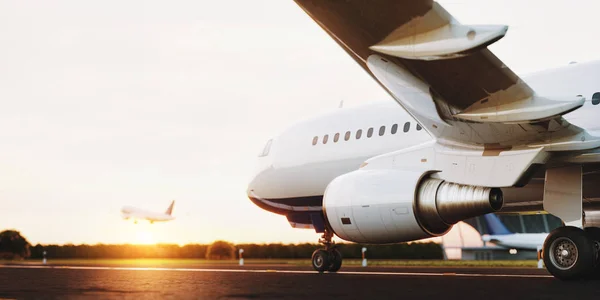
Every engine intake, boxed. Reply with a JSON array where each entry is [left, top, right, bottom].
[[323, 169, 503, 243]]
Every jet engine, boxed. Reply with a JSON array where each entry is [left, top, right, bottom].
[[584, 209, 600, 228], [323, 169, 503, 243]]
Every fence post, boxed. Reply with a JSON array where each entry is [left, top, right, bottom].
[[537, 246, 544, 269], [362, 247, 367, 267], [239, 249, 244, 266]]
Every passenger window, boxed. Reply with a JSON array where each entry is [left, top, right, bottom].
[[417, 124, 422, 131], [379, 126, 385, 136], [391, 124, 398, 134], [593, 92, 600, 105], [334, 133, 340, 143], [367, 127, 373, 138], [356, 129, 362, 139], [312, 136, 318, 146], [345, 131, 351, 141], [403, 122, 410, 133], [323, 135, 329, 144]]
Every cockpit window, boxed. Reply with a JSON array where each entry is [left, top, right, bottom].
[[593, 92, 600, 105], [258, 139, 273, 157]]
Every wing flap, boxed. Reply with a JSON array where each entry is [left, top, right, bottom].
[[454, 95, 585, 123]]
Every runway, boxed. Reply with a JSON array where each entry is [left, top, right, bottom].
[[1, 264, 599, 299]]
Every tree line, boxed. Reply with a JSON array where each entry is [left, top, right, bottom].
[[28, 242, 442, 260], [1, 230, 443, 260]]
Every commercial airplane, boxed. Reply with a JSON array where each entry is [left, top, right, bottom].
[[480, 214, 547, 251], [247, 0, 600, 280], [121, 200, 175, 224]]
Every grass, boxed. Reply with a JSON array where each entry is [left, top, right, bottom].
[[0, 258, 539, 268]]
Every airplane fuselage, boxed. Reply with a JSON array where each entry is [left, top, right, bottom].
[[248, 60, 600, 216], [482, 233, 549, 251], [121, 206, 175, 223]]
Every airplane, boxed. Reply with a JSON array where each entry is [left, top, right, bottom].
[[247, 0, 600, 280], [480, 214, 548, 251], [121, 200, 175, 224]]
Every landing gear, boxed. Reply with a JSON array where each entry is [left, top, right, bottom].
[[584, 227, 600, 278], [541, 165, 600, 280], [311, 249, 330, 272], [328, 248, 342, 272], [311, 229, 343, 273], [543, 226, 597, 280]]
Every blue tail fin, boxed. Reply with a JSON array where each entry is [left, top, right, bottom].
[[483, 214, 512, 235]]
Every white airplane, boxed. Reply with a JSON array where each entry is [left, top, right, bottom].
[[480, 214, 547, 251], [121, 200, 175, 224], [248, 0, 600, 280]]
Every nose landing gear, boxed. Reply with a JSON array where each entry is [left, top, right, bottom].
[[311, 229, 342, 273]]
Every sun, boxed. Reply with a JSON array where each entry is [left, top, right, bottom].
[[135, 230, 155, 245]]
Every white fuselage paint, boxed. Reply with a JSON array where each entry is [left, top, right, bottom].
[[482, 233, 549, 251], [121, 206, 175, 223], [248, 61, 600, 204]]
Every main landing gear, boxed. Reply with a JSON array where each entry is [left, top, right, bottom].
[[311, 229, 342, 273], [541, 165, 600, 280], [543, 226, 600, 280]]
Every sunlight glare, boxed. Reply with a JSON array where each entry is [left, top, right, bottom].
[[135, 230, 155, 245]]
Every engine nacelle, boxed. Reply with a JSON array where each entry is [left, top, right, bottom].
[[323, 169, 503, 243], [584, 210, 600, 228]]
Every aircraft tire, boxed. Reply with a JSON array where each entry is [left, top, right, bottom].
[[543, 226, 595, 280], [584, 227, 600, 279], [328, 249, 342, 273], [312, 249, 330, 273]]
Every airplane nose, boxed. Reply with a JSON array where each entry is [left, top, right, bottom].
[[247, 165, 266, 200]]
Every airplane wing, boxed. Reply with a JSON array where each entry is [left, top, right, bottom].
[[294, 0, 600, 150]]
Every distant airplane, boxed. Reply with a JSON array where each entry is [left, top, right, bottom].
[[480, 214, 547, 251], [121, 200, 175, 224]]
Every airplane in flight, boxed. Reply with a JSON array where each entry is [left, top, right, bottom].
[[247, 0, 600, 280], [121, 200, 175, 224], [480, 214, 548, 251]]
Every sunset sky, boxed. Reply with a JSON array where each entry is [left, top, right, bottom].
[[1, 0, 600, 245]]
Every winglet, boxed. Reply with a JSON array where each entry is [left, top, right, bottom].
[[165, 200, 175, 215], [483, 214, 512, 235]]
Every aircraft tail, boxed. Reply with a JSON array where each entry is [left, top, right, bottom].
[[482, 214, 512, 235], [165, 200, 175, 215]]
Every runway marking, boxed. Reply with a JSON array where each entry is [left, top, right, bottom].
[[0, 265, 553, 279]]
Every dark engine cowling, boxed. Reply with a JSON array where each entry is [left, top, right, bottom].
[[323, 169, 503, 243]]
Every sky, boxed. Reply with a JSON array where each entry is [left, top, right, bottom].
[[1, 0, 600, 245]]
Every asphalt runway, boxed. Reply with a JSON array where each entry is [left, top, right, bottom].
[[1, 264, 600, 299]]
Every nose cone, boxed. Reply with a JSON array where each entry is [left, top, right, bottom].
[[247, 167, 281, 214], [247, 138, 276, 201], [247, 164, 272, 200]]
